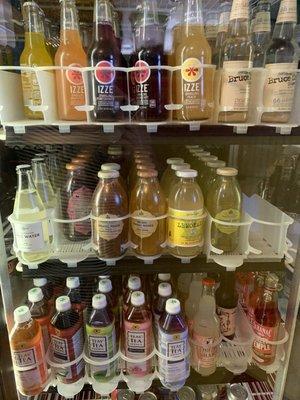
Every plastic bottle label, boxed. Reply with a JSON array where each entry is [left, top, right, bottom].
[[263, 63, 297, 113], [218, 12, 230, 33], [124, 320, 153, 376], [131, 210, 158, 238], [67, 186, 92, 235], [252, 320, 279, 363], [168, 208, 205, 247], [253, 12, 271, 33], [86, 323, 117, 381], [230, 0, 249, 20], [276, 0, 297, 23], [181, 58, 206, 109], [220, 61, 252, 112], [95, 214, 124, 241], [216, 306, 236, 337], [14, 221, 46, 252], [158, 329, 189, 383], [192, 333, 219, 368], [21, 71, 42, 108], [215, 209, 240, 234]]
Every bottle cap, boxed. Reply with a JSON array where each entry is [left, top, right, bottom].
[[98, 278, 113, 294], [171, 163, 190, 171], [227, 384, 248, 400], [16, 164, 31, 172], [207, 160, 226, 168], [65, 163, 84, 171], [66, 277, 80, 289], [199, 155, 218, 162], [158, 273, 171, 282], [166, 298, 181, 315], [56, 296, 71, 312], [108, 148, 122, 156], [99, 275, 111, 279], [98, 170, 119, 179], [137, 169, 158, 178], [28, 287, 44, 303], [203, 278, 215, 287], [128, 276, 141, 290], [92, 293, 107, 310], [158, 282, 172, 297], [167, 158, 184, 165], [192, 150, 210, 156], [101, 163, 121, 172], [217, 167, 238, 177], [14, 306, 31, 324], [186, 145, 201, 150], [33, 278, 47, 287], [31, 158, 45, 164], [176, 169, 198, 178], [131, 291, 145, 306]]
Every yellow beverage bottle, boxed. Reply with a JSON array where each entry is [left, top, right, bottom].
[[160, 157, 184, 194], [202, 160, 226, 201], [165, 163, 190, 201], [55, 0, 87, 121], [20, 2, 53, 120]]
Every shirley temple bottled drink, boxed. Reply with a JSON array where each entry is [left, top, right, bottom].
[[92, 170, 128, 260], [10, 306, 48, 396], [130, 0, 169, 122], [261, 0, 298, 124], [55, 0, 87, 121], [248, 273, 266, 327], [130, 169, 167, 257], [89, 0, 127, 121], [158, 298, 189, 390]]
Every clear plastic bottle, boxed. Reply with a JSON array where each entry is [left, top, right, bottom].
[[65, 276, 86, 314], [153, 282, 172, 331], [98, 278, 120, 335], [92, 170, 129, 260], [123, 276, 142, 313], [168, 169, 205, 258], [160, 157, 184, 194], [33, 277, 54, 307], [130, 170, 167, 257], [12, 165, 50, 264], [158, 298, 189, 390]]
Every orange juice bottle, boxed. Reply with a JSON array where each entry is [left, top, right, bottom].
[[20, 2, 53, 120], [10, 306, 48, 396], [55, 0, 87, 121]]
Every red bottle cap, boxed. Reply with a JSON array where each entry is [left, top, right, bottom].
[[202, 278, 215, 286]]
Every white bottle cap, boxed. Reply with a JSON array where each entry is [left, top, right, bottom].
[[176, 169, 198, 178], [158, 273, 171, 282], [99, 275, 111, 279], [101, 163, 121, 171], [28, 287, 44, 303], [186, 145, 201, 150], [171, 163, 190, 171], [166, 298, 181, 315], [16, 164, 31, 171], [92, 294, 107, 310], [66, 277, 80, 289], [217, 167, 238, 177], [33, 278, 47, 287], [56, 296, 71, 312], [98, 278, 113, 294], [128, 276, 141, 291], [14, 306, 31, 324], [167, 158, 184, 165], [108, 148, 122, 156], [98, 170, 119, 179], [158, 282, 172, 297], [207, 160, 226, 168], [192, 150, 210, 156], [199, 155, 218, 162], [131, 291, 145, 307]]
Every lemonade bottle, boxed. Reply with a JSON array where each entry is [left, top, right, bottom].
[[167, 163, 190, 199], [202, 160, 226, 200], [20, 1, 53, 120], [12, 165, 50, 265], [160, 157, 184, 194], [55, 0, 87, 121], [206, 167, 242, 252], [168, 169, 205, 258]]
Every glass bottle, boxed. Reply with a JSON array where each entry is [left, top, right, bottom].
[[160, 157, 184, 194], [202, 160, 226, 200], [212, 1, 231, 68], [167, 163, 191, 199], [88, 0, 127, 122], [55, 0, 87, 121], [205, 10, 219, 51], [164, 1, 184, 62], [44, 18, 56, 60], [184, 273, 205, 333], [101, 162, 127, 191], [206, 167, 242, 252], [130, 169, 167, 257], [20, 1, 53, 120], [173, 0, 214, 121], [130, 0, 169, 122], [168, 169, 205, 258], [13, 165, 50, 264], [251, 0, 271, 68], [248, 272, 266, 327], [261, 0, 298, 124], [92, 170, 129, 259], [218, 0, 253, 123]]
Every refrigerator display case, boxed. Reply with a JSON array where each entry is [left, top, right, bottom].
[[0, 0, 300, 399]]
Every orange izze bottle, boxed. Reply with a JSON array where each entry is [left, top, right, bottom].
[[55, 0, 87, 121]]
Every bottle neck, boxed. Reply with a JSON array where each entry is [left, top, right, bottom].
[[180, 177, 195, 185], [32, 163, 49, 182], [17, 170, 36, 192], [93, 0, 114, 42], [228, 19, 249, 37], [273, 22, 295, 40], [60, 0, 80, 42]]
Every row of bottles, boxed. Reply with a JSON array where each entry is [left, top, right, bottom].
[[10, 271, 282, 396], [15, 0, 299, 124], [11, 145, 242, 264]]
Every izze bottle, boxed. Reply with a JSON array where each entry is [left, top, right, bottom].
[[130, 0, 169, 122], [88, 0, 127, 121]]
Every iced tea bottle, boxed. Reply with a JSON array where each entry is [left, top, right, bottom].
[[20, 2, 53, 120], [160, 157, 184, 194], [28, 287, 51, 350], [33, 277, 54, 307], [49, 296, 85, 383], [173, 0, 214, 121], [55, 0, 87, 121], [168, 169, 205, 258], [153, 282, 172, 331], [65, 277, 86, 314], [124, 291, 153, 376], [123, 276, 142, 313], [206, 167, 242, 253], [10, 306, 48, 396], [130, 169, 167, 257], [101, 162, 127, 191], [92, 170, 129, 260], [98, 278, 120, 334]]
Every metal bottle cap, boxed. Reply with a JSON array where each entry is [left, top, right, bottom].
[[227, 384, 248, 400], [138, 392, 157, 400], [177, 386, 196, 400]]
